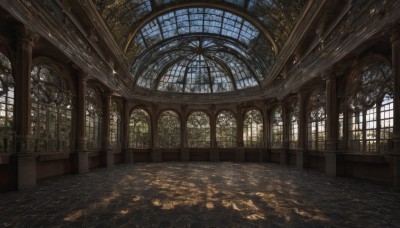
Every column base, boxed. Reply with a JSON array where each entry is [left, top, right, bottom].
[[210, 148, 219, 162], [391, 154, 400, 189], [181, 148, 190, 161], [18, 155, 36, 191], [77, 152, 89, 173], [259, 148, 268, 162], [280, 149, 288, 165], [124, 149, 133, 163], [152, 148, 162, 162], [102, 150, 114, 168], [325, 152, 337, 176], [296, 150, 305, 169], [235, 147, 245, 162]]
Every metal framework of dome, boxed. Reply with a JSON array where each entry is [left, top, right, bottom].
[[93, 0, 307, 94]]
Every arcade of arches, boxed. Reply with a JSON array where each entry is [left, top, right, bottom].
[[0, 0, 400, 195]]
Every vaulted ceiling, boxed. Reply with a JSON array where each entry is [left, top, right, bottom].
[[2, 0, 398, 104], [93, 0, 307, 94]]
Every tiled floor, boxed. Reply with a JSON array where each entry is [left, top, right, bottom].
[[0, 162, 399, 227]]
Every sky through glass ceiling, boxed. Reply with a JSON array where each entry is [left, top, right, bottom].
[[93, 0, 307, 94]]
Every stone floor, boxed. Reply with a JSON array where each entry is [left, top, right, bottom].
[[0, 163, 399, 227]]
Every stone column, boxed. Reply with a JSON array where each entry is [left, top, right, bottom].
[[75, 72, 89, 173], [210, 107, 219, 161], [180, 106, 190, 161], [324, 70, 338, 176], [391, 27, 400, 188], [263, 104, 271, 162], [296, 92, 307, 169], [14, 26, 37, 190], [102, 91, 113, 167], [235, 105, 245, 162], [281, 102, 289, 165], [122, 99, 132, 163], [151, 105, 161, 162]]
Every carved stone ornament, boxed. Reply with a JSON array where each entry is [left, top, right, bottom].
[[390, 23, 400, 42], [16, 26, 39, 45]]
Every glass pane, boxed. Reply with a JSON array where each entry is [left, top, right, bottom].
[[271, 106, 283, 149], [86, 87, 102, 150], [31, 64, 72, 153], [216, 111, 237, 148], [158, 110, 181, 148], [243, 109, 263, 147], [0, 52, 14, 153], [110, 100, 122, 148], [129, 109, 151, 148], [187, 111, 210, 148]]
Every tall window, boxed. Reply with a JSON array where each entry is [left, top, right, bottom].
[[307, 89, 326, 150], [31, 64, 72, 152], [0, 52, 14, 152], [86, 87, 102, 150], [338, 112, 344, 149], [243, 109, 263, 147], [216, 111, 237, 148], [129, 109, 151, 148], [288, 99, 299, 149], [345, 62, 393, 153], [110, 100, 121, 148], [187, 111, 210, 148], [271, 106, 283, 148], [158, 110, 181, 148]]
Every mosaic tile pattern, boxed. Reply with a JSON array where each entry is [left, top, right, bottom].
[[0, 162, 399, 227]]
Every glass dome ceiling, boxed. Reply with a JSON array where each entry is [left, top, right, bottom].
[[133, 36, 269, 93], [130, 7, 275, 94], [93, 0, 307, 94]]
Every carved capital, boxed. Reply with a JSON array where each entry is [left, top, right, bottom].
[[321, 68, 336, 81], [16, 26, 39, 46], [390, 23, 400, 43], [79, 71, 89, 84], [104, 89, 113, 98]]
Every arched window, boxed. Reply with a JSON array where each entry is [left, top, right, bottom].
[[345, 62, 393, 153], [187, 111, 210, 148], [158, 110, 181, 148], [0, 52, 14, 152], [216, 111, 237, 148], [307, 89, 326, 150], [86, 87, 102, 150], [31, 64, 72, 152], [129, 109, 151, 148], [110, 100, 122, 148], [243, 109, 263, 147], [288, 99, 299, 149], [271, 106, 283, 148]]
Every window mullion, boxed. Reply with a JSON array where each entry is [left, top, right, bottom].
[[362, 110, 367, 153]]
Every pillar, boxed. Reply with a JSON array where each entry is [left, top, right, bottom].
[[151, 105, 161, 162], [123, 99, 132, 163], [210, 107, 219, 162], [263, 104, 272, 162], [102, 91, 113, 167], [296, 92, 307, 169], [75, 71, 89, 173], [235, 105, 245, 162], [391, 26, 400, 188], [180, 105, 190, 161], [324, 70, 338, 176], [14, 26, 37, 190], [281, 102, 289, 165]]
